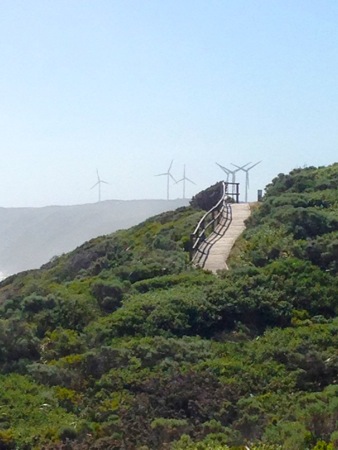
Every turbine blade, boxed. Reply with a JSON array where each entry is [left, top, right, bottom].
[[155, 172, 167, 177], [248, 160, 262, 170], [231, 162, 252, 171], [216, 162, 230, 173], [90, 182, 99, 189], [186, 177, 196, 185], [169, 173, 177, 183], [231, 163, 241, 170], [168, 159, 174, 172]]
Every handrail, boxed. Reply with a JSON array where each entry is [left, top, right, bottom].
[[190, 181, 231, 266]]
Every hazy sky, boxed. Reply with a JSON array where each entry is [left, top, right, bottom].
[[1, 1, 337, 207]]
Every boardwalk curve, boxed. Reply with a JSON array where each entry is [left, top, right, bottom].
[[196, 203, 251, 273]]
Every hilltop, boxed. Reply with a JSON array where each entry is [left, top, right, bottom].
[[0, 198, 189, 277], [0, 164, 337, 449]]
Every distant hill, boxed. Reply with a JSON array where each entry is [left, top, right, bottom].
[[0, 198, 189, 277]]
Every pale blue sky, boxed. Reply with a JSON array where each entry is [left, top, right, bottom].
[[1, 1, 337, 206]]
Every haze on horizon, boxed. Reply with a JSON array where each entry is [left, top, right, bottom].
[[1, 1, 338, 208]]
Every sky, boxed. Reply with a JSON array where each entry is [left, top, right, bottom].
[[1, 0, 338, 207]]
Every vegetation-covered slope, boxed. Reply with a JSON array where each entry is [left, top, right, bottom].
[[0, 164, 337, 449], [0, 198, 189, 276]]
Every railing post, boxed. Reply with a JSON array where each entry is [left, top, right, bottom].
[[189, 233, 195, 261], [201, 220, 206, 241], [212, 210, 216, 231]]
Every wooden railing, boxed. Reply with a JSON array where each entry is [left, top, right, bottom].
[[190, 181, 233, 267]]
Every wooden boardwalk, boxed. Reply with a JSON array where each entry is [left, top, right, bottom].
[[202, 203, 251, 273]]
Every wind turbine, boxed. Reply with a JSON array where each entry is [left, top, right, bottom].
[[216, 162, 251, 184], [90, 169, 109, 202], [231, 161, 261, 202], [155, 160, 176, 200], [215, 162, 230, 183], [176, 165, 196, 199]]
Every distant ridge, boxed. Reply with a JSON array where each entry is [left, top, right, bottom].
[[0, 198, 189, 277]]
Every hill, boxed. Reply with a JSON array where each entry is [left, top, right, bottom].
[[0, 198, 189, 277], [0, 164, 337, 449]]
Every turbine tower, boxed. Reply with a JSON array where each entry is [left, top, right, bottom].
[[155, 160, 176, 200], [90, 169, 109, 202], [176, 165, 196, 199], [231, 161, 261, 202], [216, 162, 251, 184]]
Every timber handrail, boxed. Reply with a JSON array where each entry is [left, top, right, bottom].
[[190, 181, 232, 266]]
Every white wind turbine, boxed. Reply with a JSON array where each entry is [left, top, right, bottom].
[[216, 162, 251, 184], [155, 160, 176, 200], [176, 165, 196, 199], [231, 161, 261, 202], [215, 162, 230, 183], [90, 169, 109, 202]]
